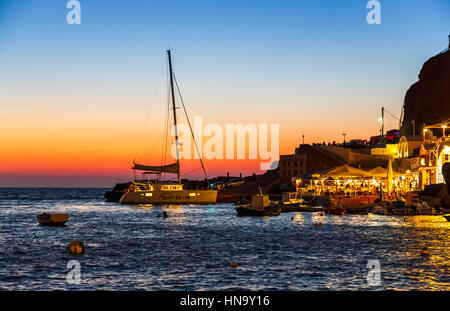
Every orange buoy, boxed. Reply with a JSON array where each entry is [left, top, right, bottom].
[[163, 212, 169, 218], [69, 240, 85, 255], [420, 247, 430, 257], [229, 262, 239, 268], [313, 222, 323, 227]]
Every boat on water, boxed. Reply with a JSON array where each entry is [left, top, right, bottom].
[[236, 189, 281, 216], [370, 201, 443, 215], [119, 181, 217, 204], [324, 197, 345, 215], [106, 50, 217, 205], [280, 192, 304, 205], [326, 206, 345, 215], [283, 205, 325, 213], [38, 213, 69, 226]]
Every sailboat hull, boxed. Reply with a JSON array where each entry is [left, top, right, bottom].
[[119, 189, 217, 204]]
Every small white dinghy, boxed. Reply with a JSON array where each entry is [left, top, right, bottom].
[[37, 213, 69, 226]]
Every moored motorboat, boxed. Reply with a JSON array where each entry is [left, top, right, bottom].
[[105, 182, 133, 202], [370, 201, 443, 215], [236, 205, 281, 217], [281, 192, 304, 205], [325, 205, 345, 215], [326, 197, 345, 215], [236, 189, 281, 216], [278, 204, 324, 213], [38, 213, 69, 226]]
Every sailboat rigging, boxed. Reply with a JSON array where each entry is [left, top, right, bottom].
[[105, 50, 217, 204]]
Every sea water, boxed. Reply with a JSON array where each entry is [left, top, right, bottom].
[[0, 188, 449, 290]]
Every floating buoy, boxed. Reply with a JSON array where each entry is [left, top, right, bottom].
[[163, 212, 169, 218], [229, 262, 239, 268], [68, 240, 85, 255], [313, 222, 323, 227], [291, 217, 294, 221], [420, 247, 430, 257], [319, 212, 324, 216]]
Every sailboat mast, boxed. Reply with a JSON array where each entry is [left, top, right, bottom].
[[167, 50, 181, 184]]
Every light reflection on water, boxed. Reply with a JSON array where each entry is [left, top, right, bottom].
[[0, 188, 449, 290]]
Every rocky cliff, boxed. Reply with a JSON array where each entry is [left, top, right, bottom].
[[400, 36, 450, 136]]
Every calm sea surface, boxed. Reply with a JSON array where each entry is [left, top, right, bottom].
[[0, 188, 449, 290]]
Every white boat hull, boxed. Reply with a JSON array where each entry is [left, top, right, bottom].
[[119, 189, 217, 204]]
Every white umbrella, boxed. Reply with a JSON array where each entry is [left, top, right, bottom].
[[324, 165, 371, 178]]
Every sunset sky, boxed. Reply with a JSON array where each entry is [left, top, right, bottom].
[[0, 0, 449, 187]]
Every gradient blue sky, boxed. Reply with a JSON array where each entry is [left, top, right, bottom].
[[0, 0, 449, 187]]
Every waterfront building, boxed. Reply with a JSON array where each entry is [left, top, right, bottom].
[[279, 144, 343, 181], [419, 118, 450, 187]]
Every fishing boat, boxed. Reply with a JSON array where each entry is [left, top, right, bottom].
[[110, 50, 217, 205], [277, 192, 321, 212], [236, 189, 281, 216], [280, 192, 304, 206], [37, 213, 69, 226], [370, 201, 443, 216], [325, 204, 345, 215], [325, 196, 345, 215], [278, 204, 325, 213]]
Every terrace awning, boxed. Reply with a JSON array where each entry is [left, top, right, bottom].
[[323, 165, 372, 178]]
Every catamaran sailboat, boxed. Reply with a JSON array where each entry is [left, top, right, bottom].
[[107, 50, 217, 205]]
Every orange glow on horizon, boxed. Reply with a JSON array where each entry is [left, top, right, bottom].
[[0, 121, 379, 179]]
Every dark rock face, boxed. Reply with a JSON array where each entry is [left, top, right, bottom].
[[443, 162, 450, 189], [400, 37, 450, 136]]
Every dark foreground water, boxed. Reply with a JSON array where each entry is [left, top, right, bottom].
[[0, 188, 449, 290]]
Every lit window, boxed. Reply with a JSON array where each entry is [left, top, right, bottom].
[[145, 193, 152, 197]]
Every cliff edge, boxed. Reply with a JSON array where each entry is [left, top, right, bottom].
[[401, 36, 450, 135]]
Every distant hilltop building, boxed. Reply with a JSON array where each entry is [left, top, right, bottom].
[[279, 144, 344, 181], [400, 35, 450, 136]]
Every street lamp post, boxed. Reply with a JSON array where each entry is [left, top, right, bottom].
[[342, 133, 347, 144], [422, 123, 427, 142]]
